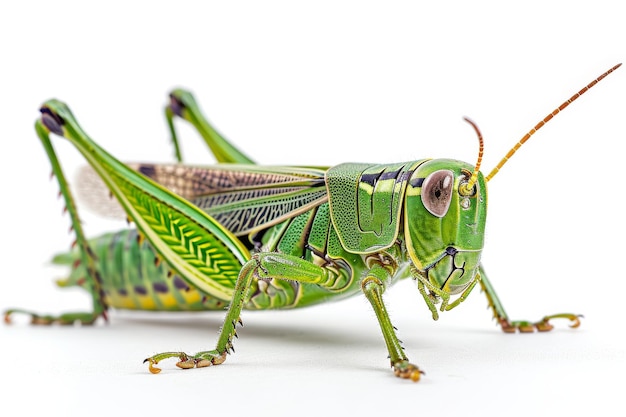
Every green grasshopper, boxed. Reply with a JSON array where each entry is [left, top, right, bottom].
[[5, 64, 620, 382]]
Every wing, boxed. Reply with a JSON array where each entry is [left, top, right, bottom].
[[131, 163, 329, 236]]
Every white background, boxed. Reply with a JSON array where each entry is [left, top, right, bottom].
[[0, 1, 624, 416]]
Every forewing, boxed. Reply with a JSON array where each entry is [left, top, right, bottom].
[[133, 163, 329, 236]]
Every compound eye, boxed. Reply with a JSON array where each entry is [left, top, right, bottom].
[[421, 170, 454, 217]]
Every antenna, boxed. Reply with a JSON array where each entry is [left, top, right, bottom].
[[485, 63, 621, 182]]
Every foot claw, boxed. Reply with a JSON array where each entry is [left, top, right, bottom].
[[570, 315, 583, 329], [144, 351, 226, 373], [144, 358, 162, 374], [3, 309, 99, 326], [542, 313, 582, 329], [500, 313, 582, 333]]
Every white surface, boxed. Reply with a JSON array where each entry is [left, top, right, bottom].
[[0, 1, 624, 416]]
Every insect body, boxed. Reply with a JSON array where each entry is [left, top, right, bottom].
[[5, 64, 620, 381]]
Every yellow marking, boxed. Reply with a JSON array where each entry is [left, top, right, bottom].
[[179, 289, 204, 306], [106, 293, 138, 310], [155, 293, 180, 309], [137, 295, 157, 310]]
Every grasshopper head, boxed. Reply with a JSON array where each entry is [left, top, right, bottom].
[[404, 158, 487, 314], [401, 63, 621, 317]]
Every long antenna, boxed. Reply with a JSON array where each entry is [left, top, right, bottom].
[[485, 63, 621, 182]]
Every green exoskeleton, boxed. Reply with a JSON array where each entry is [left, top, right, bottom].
[[5, 64, 620, 382]]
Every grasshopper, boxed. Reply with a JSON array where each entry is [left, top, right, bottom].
[[5, 64, 620, 381]]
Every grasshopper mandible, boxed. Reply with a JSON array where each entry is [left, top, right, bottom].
[[5, 63, 620, 381]]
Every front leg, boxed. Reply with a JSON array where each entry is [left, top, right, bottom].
[[145, 252, 349, 373], [361, 265, 423, 382], [479, 265, 581, 333], [145, 259, 256, 374]]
